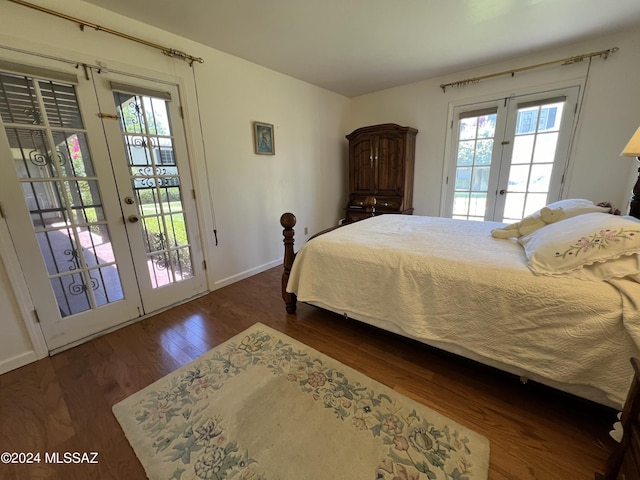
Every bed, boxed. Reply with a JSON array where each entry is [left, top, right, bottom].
[[280, 199, 640, 409]]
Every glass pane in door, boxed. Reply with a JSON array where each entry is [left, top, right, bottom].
[[113, 91, 194, 289], [452, 112, 497, 220], [502, 101, 565, 222], [0, 72, 124, 317]]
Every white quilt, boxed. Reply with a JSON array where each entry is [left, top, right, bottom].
[[287, 214, 640, 408]]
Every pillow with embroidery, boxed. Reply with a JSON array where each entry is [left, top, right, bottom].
[[520, 213, 640, 279]]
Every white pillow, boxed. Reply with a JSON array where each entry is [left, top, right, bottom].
[[544, 198, 609, 219], [520, 213, 640, 280]]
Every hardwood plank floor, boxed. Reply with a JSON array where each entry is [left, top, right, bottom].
[[0, 266, 618, 479]]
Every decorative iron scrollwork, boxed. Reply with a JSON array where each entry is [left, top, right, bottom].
[[136, 166, 154, 176], [64, 247, 100, 295], [24, 108, 42, 125], [130, 136, 147, 149], [127, 135, 157, 150], [150, 233, 185, 273], [133, 173, 174, 188], [134, 166, 169, 177], [29, 149, 65, 167], [128, 101, 142, 119], [151, 233, 168, 270]]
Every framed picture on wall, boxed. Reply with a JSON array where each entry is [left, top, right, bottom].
[[253, 122, 275, 155]]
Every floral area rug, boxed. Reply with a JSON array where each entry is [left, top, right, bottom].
[[112, 323, 490, 480]]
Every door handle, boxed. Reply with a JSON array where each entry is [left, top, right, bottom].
[[499, 189, 507, 195], [127, 215, 139, 223]]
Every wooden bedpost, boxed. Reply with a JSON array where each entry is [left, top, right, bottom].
[[281, 212, 297, 313]]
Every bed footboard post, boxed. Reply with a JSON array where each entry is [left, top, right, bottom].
[[281, 212, 297, 313]]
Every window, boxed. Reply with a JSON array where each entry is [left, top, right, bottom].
[[452, 108, 498, 221], [446, 87, 579, 222], [157, 147, 175, 165], [502, 97, 567, 222]]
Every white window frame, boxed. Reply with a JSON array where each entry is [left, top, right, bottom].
[[440, 83, 583, 220]]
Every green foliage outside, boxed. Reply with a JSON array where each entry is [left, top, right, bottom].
[[136, 187, 181, 204], [455, 114, 496, 192], [141, 202, 192, 276]]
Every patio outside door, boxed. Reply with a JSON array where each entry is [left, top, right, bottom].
[[0, 61, 206, 351]]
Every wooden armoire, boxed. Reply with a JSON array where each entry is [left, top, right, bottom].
[[345, 123, 418, 223]]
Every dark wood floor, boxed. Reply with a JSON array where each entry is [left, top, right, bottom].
[[0, 266, 618, 479]]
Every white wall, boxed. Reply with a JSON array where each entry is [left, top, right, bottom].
[[0, 0, 349, 371], [192, 52, 349, 286], [348, 27, 640, 216]]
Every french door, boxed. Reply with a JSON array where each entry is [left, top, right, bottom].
[[446, 86, 580, 222], [0, 60, 206, 351]]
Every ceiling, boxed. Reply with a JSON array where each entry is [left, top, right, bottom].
[[81, 0, 640, 97]]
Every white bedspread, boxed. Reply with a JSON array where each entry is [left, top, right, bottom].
[[287, 214, 640, 408]]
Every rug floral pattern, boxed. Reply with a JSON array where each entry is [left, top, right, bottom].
[[115, 326, 485, 480]]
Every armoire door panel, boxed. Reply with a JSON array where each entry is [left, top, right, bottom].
[[376, 134, 404, 195], [349, 136, 375, 194]]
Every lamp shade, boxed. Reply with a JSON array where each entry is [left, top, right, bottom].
[[621, 126, 640, 157]]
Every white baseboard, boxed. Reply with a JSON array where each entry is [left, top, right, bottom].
[[213, 258, 282, 289], [0, 350, 38, 375]]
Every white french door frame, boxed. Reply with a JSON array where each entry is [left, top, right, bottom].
[[491, 86, 580, 221], [0, 61, 146, 350], [440, 80, 586, 219], [90, 69, 207, 313], [0, 50, 210, 355]]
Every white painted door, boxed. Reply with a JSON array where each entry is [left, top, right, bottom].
[[91, 71, 206, 313], [447, 86, 580, 222], [492, 89, 579, 222], [0, 61, 206, 351]]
